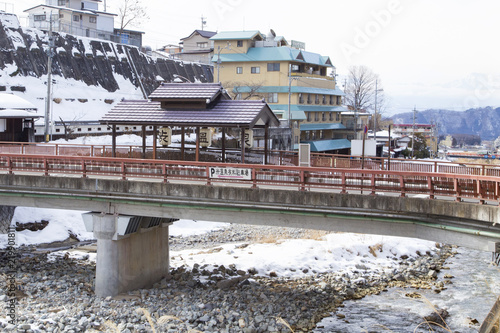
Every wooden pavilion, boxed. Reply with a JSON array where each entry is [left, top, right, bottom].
[[100, 83, 280, 163]]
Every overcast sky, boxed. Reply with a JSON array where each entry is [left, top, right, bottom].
[[9, 0, 500, 114]]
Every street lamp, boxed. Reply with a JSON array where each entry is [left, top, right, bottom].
[[373, 79, 383, 142]]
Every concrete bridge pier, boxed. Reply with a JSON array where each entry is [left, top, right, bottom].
[[83, 213, 173, 297]]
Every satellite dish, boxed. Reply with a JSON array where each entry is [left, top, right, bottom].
[[270, 29, 276, 37]]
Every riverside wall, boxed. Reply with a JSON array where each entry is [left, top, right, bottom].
[[0, 12, 213, 97]]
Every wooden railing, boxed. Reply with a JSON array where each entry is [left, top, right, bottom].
[[0, 153, 499, 205]]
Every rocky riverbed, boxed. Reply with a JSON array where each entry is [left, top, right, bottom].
[[0, 224, 456, 332]]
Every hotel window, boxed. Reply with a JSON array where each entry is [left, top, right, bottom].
[[322, 112, 326, 121], [330, 95, 334, 105], [298, 93, 304, 104], [251, 66, 260, 74], [236, 67, 243, 74], [337, 96, 342, 105], [336, 113, 340, 121], [267, 63, 280, 72], [89, 16, 96, 23], [237, 40, 243, 47], [315, 94, 320, 104], [307, 112, 312, 122], [34, 15, 46, 21], [314, 112, 319, 121], [73, 15, 80, 21], [320, 130, 324, 139], [307, 94, 312, 104], [267, 93, 278, 103], [322, 95, 327, 104]]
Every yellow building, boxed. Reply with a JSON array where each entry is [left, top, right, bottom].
[[210, 30, 351, 153]]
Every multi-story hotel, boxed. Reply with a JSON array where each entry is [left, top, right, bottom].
[[210, 30, 355, 153]]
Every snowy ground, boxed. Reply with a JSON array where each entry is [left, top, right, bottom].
[[0, 206, 438, 282]]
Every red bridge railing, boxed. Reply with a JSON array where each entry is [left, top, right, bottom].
[[2, 142, 500, 177], [0, 153, 499, 205]]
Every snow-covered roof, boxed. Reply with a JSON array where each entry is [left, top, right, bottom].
[[0, 109, 41, 118], [0, 93, 37, 110]]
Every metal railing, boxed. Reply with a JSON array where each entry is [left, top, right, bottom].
[[0, 153, 499, 205], [1, 142, 500, 177]]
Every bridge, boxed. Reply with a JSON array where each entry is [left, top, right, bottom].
[[0, 147, 500, 298]]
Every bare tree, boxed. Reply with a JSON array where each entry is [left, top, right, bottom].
[[117, 0, 148, 36], [344, 66, 384, 112]]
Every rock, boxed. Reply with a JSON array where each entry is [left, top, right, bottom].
[[428, 270, 438, 278], [424, 308, 449, 327]]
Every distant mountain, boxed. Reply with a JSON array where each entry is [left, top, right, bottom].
[[390, 107, 500, 140]]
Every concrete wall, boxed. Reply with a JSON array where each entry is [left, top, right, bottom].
[[0, 12, 213, 97]]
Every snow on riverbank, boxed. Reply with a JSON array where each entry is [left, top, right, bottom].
[[0, 206, 438, 282]]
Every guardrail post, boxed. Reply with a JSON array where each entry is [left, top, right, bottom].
[[44, 158, 49, 176], [82, 160, 87, 178], [300, 170, 305, 191], [454, 178, 461, 202], [162, 164, 168, 183], [477, 180, 485, 205], [370, 173, 376, 195], [399, 175, 405, 197], [252, 168, 257, 189], [341, 172, 346, 194], [206, 166, 211, 186], [7, 156, 12, 175], [121, 162, 126, 180], [427, 177, 434, 199]]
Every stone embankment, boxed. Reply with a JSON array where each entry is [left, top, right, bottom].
[[0, 225, 455, 332], [0, 206, 15, 234]]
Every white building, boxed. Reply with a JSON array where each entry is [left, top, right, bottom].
[[24, 0, 116, 41]]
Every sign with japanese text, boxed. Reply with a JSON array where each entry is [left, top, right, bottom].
[[158, 127, 171, 146], [209, 167, 252, 180], [200, 128, 212, 148], [244, 129, 253, 149]]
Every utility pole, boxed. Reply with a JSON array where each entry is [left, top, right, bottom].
[[44, 12, 54, 143], [411, 106, 417, 158], [374, 79, 383, 142], [216, 42, 230, 83]]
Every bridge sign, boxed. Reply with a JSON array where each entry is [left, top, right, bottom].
[[209, 167, 252, 180]]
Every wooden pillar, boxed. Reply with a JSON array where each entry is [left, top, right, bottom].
[[240, 128, 245, 164], [141, 125, 146, 159], [152, 126, 157, 160], [112, 125, 116, 158], [222, 128, 226, 163], [181, 127, 185, 161], [264, 124, 269, 165], [195, 127, 200, 162]]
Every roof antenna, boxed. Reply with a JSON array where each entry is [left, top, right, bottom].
[[201, 15, 206, 30]]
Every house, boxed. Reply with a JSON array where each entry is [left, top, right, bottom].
[[0, 93, 41, 142], [173, 30, 217, 64], [210, 29, 349, 153], [24, 0, 142, 47], [392, 123, 438, 156]]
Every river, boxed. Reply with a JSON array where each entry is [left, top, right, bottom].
[[314, 247, 500, 332]]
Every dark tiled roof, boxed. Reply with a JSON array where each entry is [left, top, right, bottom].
[[148, 83, 223, 101], [181, 30, 217, 40], [101, 99, 280, 128]]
